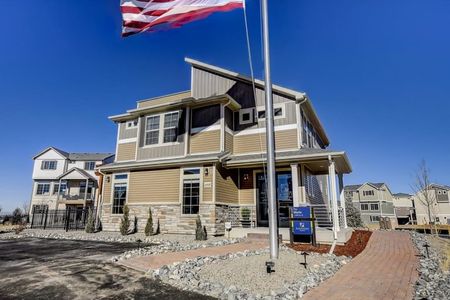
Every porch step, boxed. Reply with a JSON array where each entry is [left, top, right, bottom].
[[246, 233, 283, 242]]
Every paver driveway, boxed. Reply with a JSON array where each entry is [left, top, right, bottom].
[[0, 238, 213, 300]]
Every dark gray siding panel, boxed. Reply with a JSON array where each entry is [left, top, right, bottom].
[[191, 105, 220, 128]]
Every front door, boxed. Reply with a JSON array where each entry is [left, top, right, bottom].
[[256, 172, 293, 227]]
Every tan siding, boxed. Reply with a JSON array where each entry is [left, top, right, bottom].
[[116, 142, 136, 161], [225, 132, 233, 153], [128, 169, 180, 203], [202, 165, 213, 202], [239, 169, 254, 205], [234, 129, 298, 154], [137, 91, 191, 108], [190, 130, 220, 154], [103, 178, 112, 204], [215, 165, 238, 204]]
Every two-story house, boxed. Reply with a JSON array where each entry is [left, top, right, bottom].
[[98, 58, 352, 237], [344, 182, 397, 227], [30, 147, 114, 213], [392, 192, 415, 225], [414, 184, 450, 225]]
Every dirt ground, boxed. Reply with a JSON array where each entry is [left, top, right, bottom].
[[428, 235, 450, 271], [287, 230, 372, 257], [0, 238, 213, 300]]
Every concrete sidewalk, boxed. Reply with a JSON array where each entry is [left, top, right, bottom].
[[119, 240, 268, 272], [303, 231, 419, 300]]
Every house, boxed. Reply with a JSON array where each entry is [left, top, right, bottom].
[[414, 184, 450, 225], [98, 58, 352, 238], [344, 182, 396, 227], [30, 147, 114, 213], [392, 193, 415, 225]]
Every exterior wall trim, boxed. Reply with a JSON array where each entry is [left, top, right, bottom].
[[234, 124, 297, 136]]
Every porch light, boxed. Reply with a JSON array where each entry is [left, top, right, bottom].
[[106, 176, 110, 183], [204, 168, 209, 176], [243, 173, 249, 181]]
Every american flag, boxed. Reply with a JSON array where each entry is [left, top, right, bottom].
[[121, 0, 244, 37]]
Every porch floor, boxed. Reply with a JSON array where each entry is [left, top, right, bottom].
[[228, 227, 353, 245]]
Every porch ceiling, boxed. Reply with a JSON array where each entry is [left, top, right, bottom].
[[222, 149, 352, 174]]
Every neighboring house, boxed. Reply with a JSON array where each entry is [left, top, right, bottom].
[[98, 58, 352, 235], [344, 182, 396, 227], [392, 193, 415, 225], [414, 184, 450, 225], [30, 147, 114, 212]]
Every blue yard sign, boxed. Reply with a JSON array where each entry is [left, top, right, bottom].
[[292, 206, 311, 219], [292, 220, 312, 235]]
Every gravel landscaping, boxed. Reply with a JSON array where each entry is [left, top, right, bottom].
[[411, 232, 450, 300], [150, 246, 350, 299]]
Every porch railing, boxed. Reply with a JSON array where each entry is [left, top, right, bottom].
[[60, 193, 94, 201]]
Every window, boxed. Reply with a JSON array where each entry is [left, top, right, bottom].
[[363, 190, 374, 196], [257, 104, 285, 120], [53, 182, 67, 195], [41, 161, 57, 170], [370, 203, 379, 211], [182, 168, 201, 214], [84, 161, 96, 170], [239, 108, 254, 125], [163, 112, 179, 143], [360, 203, 369, 211], [36, 183, 50, 195], [112, 183, 127, 214], [126, 119, 138, 129], [114, 174, 128, 180], [370, 215, 381, 222], [145, 115, 160, 145], [144, 111, 180, 146], [33, 204, 48, 213], [80, 181, 94, 194]]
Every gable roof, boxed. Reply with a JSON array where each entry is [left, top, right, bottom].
[[344, 182, 388, 191], [393, 193, 412, 198], [57, 167, 97, 181], [185, 57, 330, 147], [33, 147, 113, 162]]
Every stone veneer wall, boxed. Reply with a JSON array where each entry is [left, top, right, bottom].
[[101, 203, 228, 236]]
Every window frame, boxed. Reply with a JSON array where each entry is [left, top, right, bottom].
[[111, 173, 129, 215], [53, 182, 67, 195], [360, 203, 369, 211], [41, 160, 57, 170], [180, 167, 203, 216], [84, 161, 96, 170], [369, 215, 381, 222], [256, 103, 286, 120], [370, 203, 379, 211], [239, 108, 255, 125], [144, 111, 180, 147], [36, 183, 51, 195], [163, 111, 179, 143], [126, 119, 138, 129]]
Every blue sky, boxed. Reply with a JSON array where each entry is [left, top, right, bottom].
[[0, 0, 449, 213]]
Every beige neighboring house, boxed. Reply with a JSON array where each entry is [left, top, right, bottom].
[[30, 147, 114, 213], [392, 193, 415, 225], [97, 58, 353, 238], [344, 182, 397, 227], [414, 184, 450, 225]]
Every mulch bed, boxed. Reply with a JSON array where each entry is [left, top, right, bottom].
[[287, 230, 372, 257]]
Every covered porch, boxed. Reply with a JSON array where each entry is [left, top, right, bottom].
[[222, 149, 353, 244], [55, 168, 98, 209]]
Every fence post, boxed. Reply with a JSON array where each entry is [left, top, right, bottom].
[[65, 207, 70, 232], [43, 207, 48, 230]]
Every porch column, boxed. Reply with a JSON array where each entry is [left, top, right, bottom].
[[84, 178, 89, 207], [338, 173, 348, 228], [57, 178, 62, 202], [328, 157, 340, 237], [291, 164, 300, 207], [300, 164, 307, 203]]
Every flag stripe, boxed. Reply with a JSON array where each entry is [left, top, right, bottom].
[[121, 0, 243, 37]]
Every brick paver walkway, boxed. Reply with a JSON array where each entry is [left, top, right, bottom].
[[119, 240, 268, 272], [303, 231, 418, 300]]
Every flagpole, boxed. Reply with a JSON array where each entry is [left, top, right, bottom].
[[261, 0, 279, 261]]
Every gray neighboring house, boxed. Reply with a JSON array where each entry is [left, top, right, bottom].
[[392, 192, 415, 225], [344, 182, 397, 227]]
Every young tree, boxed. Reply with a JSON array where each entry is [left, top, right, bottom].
[[345, 199, 364, 228], [12, 208, 23, 225], [85, 207, 95, 233], [144, 207, 153, 236], [120, 205, 130, 236], [195, 215, 206, 240], [411, 160, 436, 227]]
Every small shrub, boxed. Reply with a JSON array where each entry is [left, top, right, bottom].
[[203, 225, 207, 240], [12, 208, 23, 225], [156, 218, 160, 235], [144, 207, 153, 237], [241, 207, 251, 220], [14, 224, 26, 234], [120, 205, 130, 236], [345, 199, 364, 228], [195, 215, 207, 240], [85, 208, 95, 233]]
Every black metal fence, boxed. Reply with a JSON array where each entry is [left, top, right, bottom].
[[30, 207, 97, 231]]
